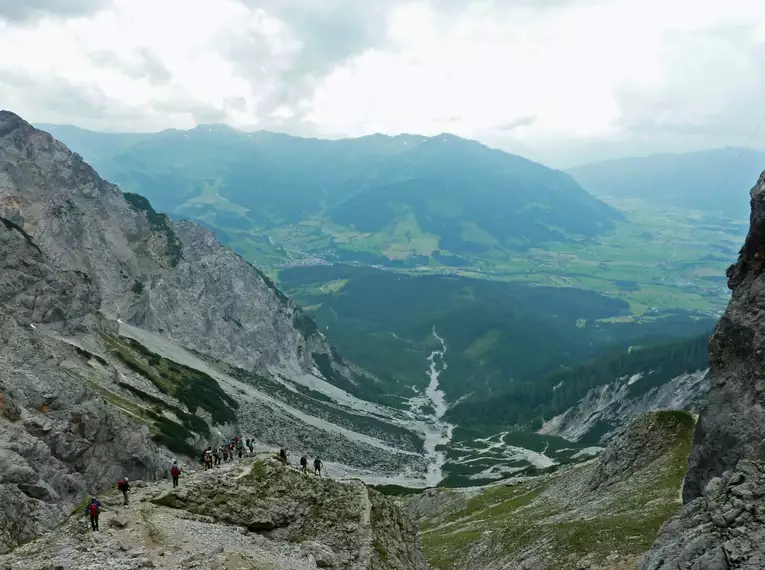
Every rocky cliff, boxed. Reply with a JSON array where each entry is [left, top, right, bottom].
[[0, 111, 425, 553], [635, 171, 765, 568], [0, 454, 427, 570]]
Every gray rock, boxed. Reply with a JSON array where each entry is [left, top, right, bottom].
[[684, 170, 765, 502], [638, 169, 765, 569]]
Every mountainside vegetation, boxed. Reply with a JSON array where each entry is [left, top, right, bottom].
[[278, 264, 715, 404], [447, 332, 710, 436]]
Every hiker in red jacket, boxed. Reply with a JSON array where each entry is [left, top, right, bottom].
[[85, 497, 101, 531], [117, 477, 130, 505], [170, 461, 181, 487]]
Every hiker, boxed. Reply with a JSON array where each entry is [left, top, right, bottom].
[[170, 461, 181, 487], [314, 457, 323, 477], [85, 496, 101, 531], [213, 447, 221, 467], [300, 454, 308, 474], [117, 477, 130, 505], [236, 437, 244, 459], [279, 448, 289, 465], [247, 438, 254, 454], [204, 447, 213, 470]]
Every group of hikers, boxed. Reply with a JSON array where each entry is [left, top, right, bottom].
[[279, 447, 323, 476], [85, 476, 132, 531], [84, 439, 326, 532], [201, 435, 254, 470]]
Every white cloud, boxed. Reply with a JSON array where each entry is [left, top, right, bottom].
[[0, 0, 764, 164]]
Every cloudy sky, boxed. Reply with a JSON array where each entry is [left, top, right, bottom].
[[1, 0, 764, 166]]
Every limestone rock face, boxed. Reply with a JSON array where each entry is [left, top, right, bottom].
[[636, 172, 765, 567], [0, 110, 353, 380], [683, 171, 765, 502], [638, 460, 765, 570]]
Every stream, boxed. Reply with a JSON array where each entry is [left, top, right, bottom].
[[420, 328, 454, 487]]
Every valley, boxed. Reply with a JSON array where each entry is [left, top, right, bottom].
[[35, 120, 729, 488]]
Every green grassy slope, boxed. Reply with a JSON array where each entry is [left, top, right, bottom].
[[410, 411, 696, 570]]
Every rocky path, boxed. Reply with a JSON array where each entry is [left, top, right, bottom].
[[0, 455, 351, 570], [352, 485, 374, 570]]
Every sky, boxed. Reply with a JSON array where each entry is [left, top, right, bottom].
[[1, 0, 765, 167]]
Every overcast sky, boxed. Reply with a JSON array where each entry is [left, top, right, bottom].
[[1, 0, 764, 167]]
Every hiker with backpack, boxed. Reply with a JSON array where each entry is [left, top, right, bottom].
[[170, 461, 181, 487], [247, 438, 254, 454], [203, 448, 213, 470], [236, 437, 244, 459], [117, 477, 130, 505], [213, 447, 221, 467], [314, 457, 323, 477], [85, 497, 101, 531], [300, 454, 308, 474], [279, 448, 289, 465]]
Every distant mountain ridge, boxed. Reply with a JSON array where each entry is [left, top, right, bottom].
[[38, 122, 622, 266], [568, 147, 765, 218]]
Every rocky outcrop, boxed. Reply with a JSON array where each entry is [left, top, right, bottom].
[[638, 460, 765, 569], [681, 171, 765, 502], [588, 411, 695, 491], [635, 172, 765, 568], [151, 457, 426, 570], [0, 214, 163, 550]]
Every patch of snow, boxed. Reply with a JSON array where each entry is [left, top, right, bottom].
[[572, 446, 604, 459], [627, 373, 643, 386]]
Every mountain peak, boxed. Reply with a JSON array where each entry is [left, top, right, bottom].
[[0, 109, 31, 137]]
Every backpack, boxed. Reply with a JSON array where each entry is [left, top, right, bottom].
[[300, 456, 307, 466], [117, 479, 125, 490], [170, 465, 180, 477], [89, 502, 99, 517]]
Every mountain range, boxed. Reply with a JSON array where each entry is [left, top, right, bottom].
[[568, 147, 765, 218], [39, 123, 621, 267]]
